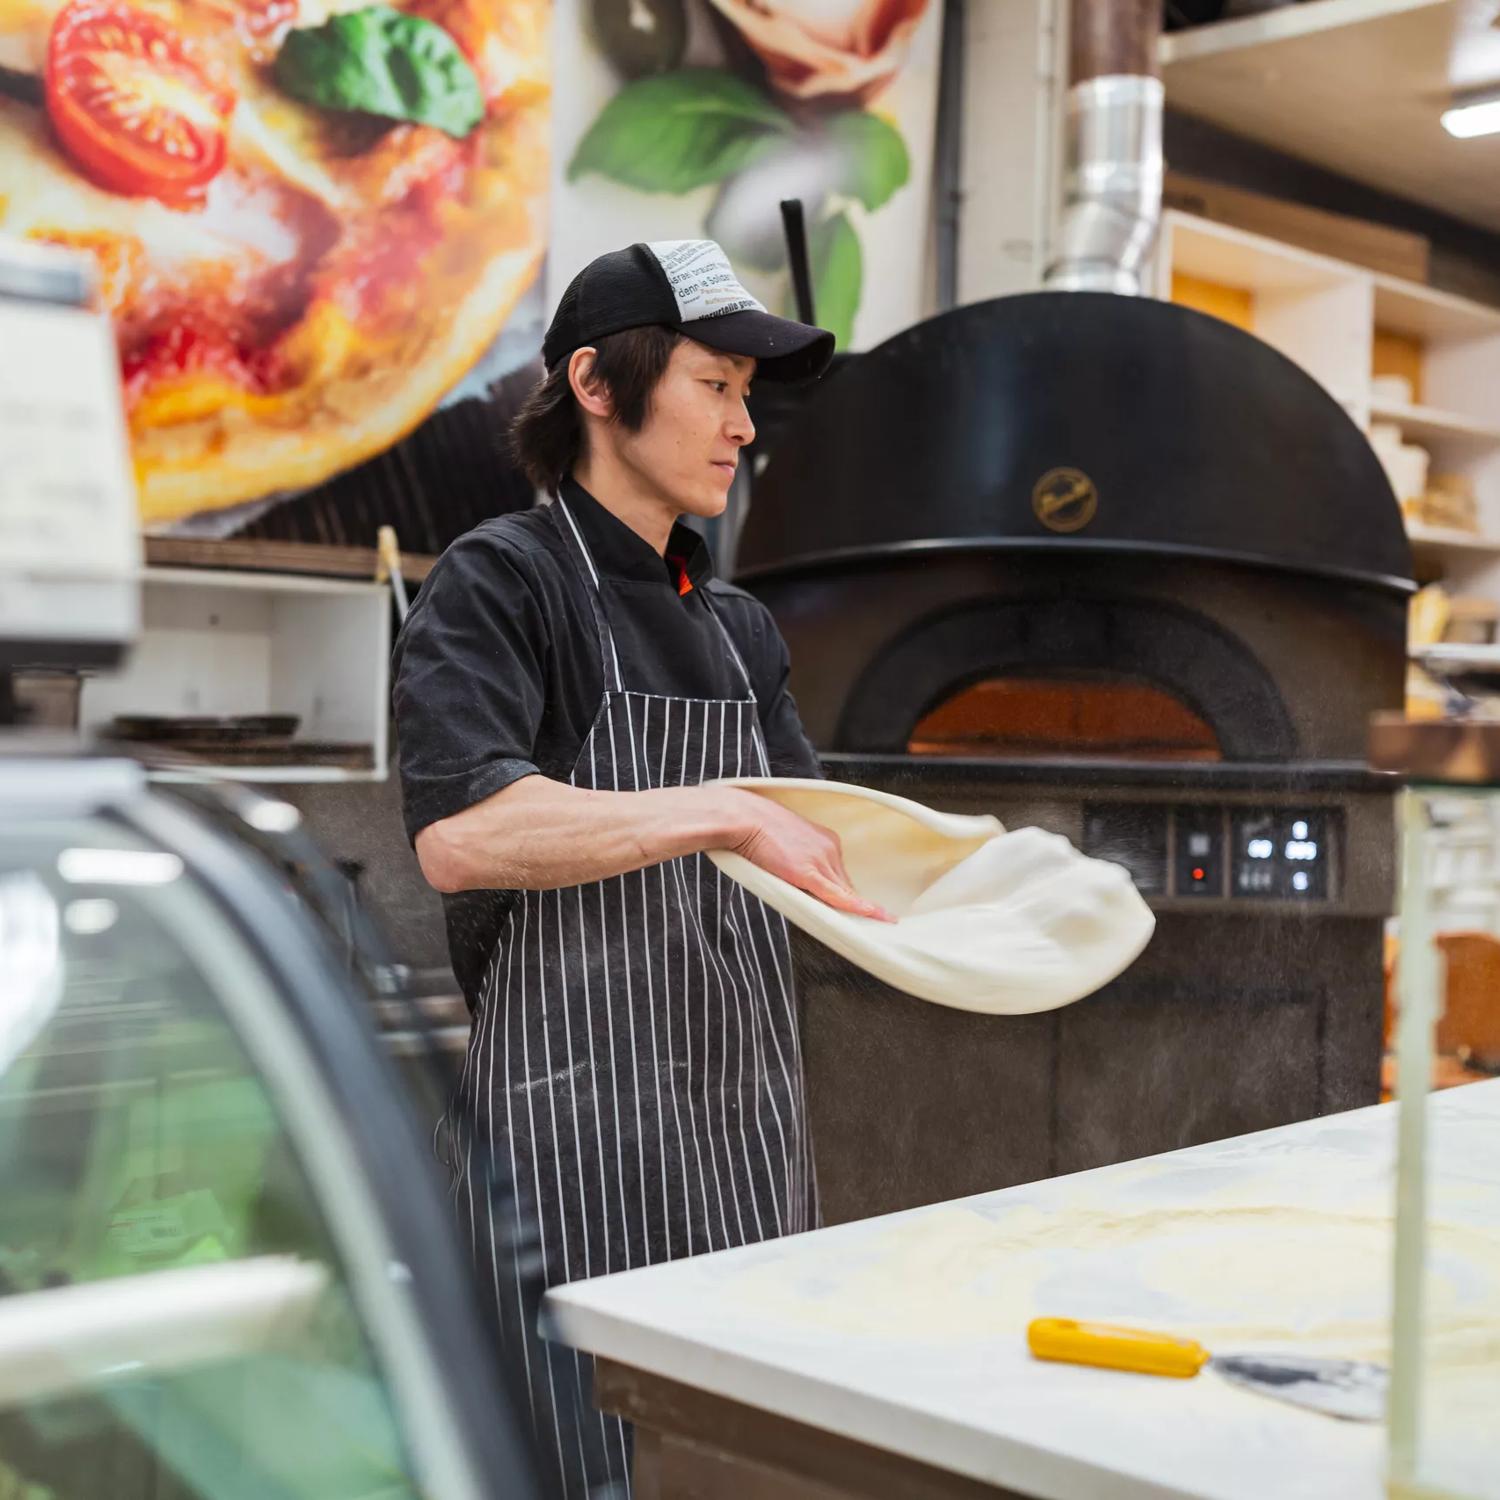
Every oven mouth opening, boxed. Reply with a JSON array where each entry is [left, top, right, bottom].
[[907, 674, 1222, 762]]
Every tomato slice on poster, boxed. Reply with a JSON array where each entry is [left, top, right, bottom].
[[45, 0, 236, 206]]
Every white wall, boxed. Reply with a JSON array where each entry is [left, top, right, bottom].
[[956, 0, 1065, 304]]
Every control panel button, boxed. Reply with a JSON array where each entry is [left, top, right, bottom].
[[1174, 809, 1224, 897]]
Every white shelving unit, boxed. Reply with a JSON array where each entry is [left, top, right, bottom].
[[1160, 213, 1373, 409], [1154, 210, 1500, 597], [79, 567, 391, 783]]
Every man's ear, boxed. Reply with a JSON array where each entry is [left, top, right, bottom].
[[568, 347, 613, 419]]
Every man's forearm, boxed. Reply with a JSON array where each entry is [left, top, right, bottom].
[[415, 775, 757, 894]]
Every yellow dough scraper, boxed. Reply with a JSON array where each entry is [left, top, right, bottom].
[[1027, 1318, 1387, 1422]]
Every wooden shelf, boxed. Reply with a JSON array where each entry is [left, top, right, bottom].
[[1406, 523, 1500, 554], [1160, 0, 1500, 236], [1371, 400, 1500, 449], [1372, 277, 1500, 342], [141, 565, 387, 597], [145, 535, 437, 583], [1160, 0, 1451, 64], [1413, 642, 1500, 667], [1165, 211, 1351, 291], [147, 765, 382, 785]]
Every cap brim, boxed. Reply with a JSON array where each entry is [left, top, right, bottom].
[[673, 309, 835, 382]]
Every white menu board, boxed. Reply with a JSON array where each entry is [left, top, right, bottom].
[[0, 298, 138, 576], [0, 293, 140, 649]]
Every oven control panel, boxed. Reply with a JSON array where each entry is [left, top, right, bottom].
[[1229, 809, 1331, 900], [1082, 805, 1340, 903]]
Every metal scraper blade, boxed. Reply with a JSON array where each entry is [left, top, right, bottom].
[[1212, 1353, 1388, 1422]]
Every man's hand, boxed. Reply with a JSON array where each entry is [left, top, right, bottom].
[[723, 792, 895, 923]]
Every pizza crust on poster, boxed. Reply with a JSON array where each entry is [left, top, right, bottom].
[[0, 0, 549, 524]]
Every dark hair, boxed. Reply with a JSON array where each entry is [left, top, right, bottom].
[[510, 325, 682, 495]]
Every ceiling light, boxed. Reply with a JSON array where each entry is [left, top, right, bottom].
[[1442, 93, 1500, 138]]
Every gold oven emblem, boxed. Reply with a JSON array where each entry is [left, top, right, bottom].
[[1032, 467, 1098, 534]]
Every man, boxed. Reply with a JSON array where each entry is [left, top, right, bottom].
[[392, 239, 890, 1498]]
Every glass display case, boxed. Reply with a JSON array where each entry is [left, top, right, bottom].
[[1386, 770, 1500, 1500], [0, 754, 540, 1500]]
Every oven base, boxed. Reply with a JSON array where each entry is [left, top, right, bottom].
[[799, 759, 1392, 1222]]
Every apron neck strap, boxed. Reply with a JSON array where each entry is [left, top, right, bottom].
[[552, 495, 757, 702], [553, 497, 625, 693], [699, 589, 756, 700]]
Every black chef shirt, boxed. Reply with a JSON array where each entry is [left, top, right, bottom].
[[392, 477, 821, 1004]]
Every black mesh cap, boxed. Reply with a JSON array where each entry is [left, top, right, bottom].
[[543, 239, 834, 382]]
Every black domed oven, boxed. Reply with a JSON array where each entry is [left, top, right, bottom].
[[739, 292, 1411, 1225]]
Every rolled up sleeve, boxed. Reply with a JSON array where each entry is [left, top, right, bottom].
[[392, 535, 548, 843]]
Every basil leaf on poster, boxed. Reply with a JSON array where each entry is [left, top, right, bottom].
[[568, 69, 795, 194], [825, 111, 910, 213], [273, 6, 483, 138], [810, 212, 861, 350]]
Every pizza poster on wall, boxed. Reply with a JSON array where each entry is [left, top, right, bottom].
[[0, 0, 938, 549], [0, 0, 549, 541], [552, 0, 942, 352]]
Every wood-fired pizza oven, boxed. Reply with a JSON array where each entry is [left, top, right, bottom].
[[738, 291, 1412, 1224]]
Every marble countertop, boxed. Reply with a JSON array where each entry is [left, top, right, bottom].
[[545, 1082, 1500, 1500]]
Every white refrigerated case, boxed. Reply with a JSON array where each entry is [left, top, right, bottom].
[[0, 756, 541, 1500]]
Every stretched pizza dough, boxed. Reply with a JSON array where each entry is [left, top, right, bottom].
[[706, 778, 1155, 1015]]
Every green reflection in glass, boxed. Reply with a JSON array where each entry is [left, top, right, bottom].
[[0, 827, 423, 1500]]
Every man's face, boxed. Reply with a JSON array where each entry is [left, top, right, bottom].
[[612, 340, 756, 519]]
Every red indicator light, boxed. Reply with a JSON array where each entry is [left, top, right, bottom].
[[1192, 867, 1206, 881]]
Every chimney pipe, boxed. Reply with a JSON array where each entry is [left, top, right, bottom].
[[1044, 0, 1164, 296]]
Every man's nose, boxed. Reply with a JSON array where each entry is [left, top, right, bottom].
[[727, 399, 755, 446]]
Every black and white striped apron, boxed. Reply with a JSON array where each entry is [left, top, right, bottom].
[[446, 496, 818, 1498]]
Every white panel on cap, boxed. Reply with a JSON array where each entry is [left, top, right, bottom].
[[647, 240, 766, 321]]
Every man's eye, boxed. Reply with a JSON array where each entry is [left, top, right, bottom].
[[708, 381, 728, 394]]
